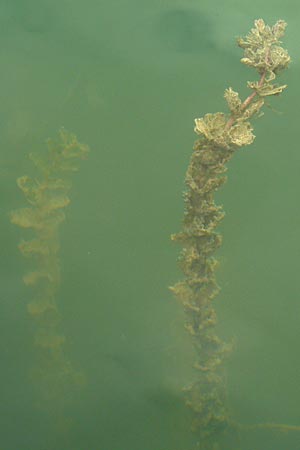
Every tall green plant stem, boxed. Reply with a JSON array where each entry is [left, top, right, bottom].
[[10, 129, 89, 429], [171, 19, 290, 447]]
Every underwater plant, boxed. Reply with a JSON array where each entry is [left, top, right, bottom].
[[171, 19, 291, 447], [10, 128, 88, 425]]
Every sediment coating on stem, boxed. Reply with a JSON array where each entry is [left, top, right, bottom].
[[171, 19, 290, 443]]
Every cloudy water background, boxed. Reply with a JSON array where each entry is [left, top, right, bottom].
[[1, 0, 300, 449]]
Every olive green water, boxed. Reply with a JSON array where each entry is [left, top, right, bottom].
[[1, 1, 300, 449]]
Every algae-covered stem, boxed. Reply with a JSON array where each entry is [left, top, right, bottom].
[[10, 129, 89, 429], [171, 19, 290, 447], [224, 49, 268, 131]]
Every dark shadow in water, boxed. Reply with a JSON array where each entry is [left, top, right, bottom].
[[155, 8, 216, 54], [1, 0, 55, 34]]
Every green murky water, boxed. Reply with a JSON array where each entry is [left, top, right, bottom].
[[1, 1, 300, 449]]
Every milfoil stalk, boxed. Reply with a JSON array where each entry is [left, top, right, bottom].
[[171, 19, 290, 445]]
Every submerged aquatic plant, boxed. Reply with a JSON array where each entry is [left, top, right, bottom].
[[171, 19, 290, 447], [10, 128, 88, 425]]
